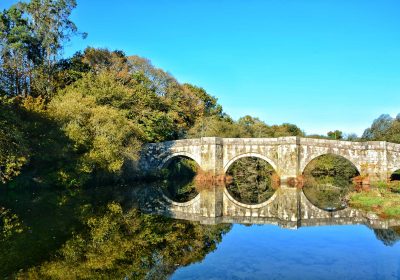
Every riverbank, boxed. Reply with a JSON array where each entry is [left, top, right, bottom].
[[349, 181, 400, 218]]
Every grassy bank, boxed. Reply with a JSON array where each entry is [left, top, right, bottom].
[[349, 181, 400, 218]]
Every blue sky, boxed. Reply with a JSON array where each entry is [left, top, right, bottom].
[[2, 0, 400, 136]]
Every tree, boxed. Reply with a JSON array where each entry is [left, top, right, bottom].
[[362, 114, 393, 140], [362, 114, 400, 144], [0, 4, 37, 96], [345, 133, 358, 141], [327, 130, 343, 140], [187, 115, 241, 138], [271, 123, 303, 137], [0, 97, 29, 183], [0, 0, 84, 98], [49, 73, 143, 174], [26, 0, 85, 97]]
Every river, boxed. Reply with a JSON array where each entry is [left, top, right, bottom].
[[1, 168, 400, 279]]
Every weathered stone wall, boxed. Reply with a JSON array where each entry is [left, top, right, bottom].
[[140, 136, 400, 180], [221, 137, 298, 178], [387, 142, 400, 175]]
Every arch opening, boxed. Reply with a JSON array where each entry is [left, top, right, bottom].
[[224, 153, 277, 173], [390, 169, 400, 181], [302, 153, 360, 211], [225, 156, 278, 205], [160, 155, 199, 203]]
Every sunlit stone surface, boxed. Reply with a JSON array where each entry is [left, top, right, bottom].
[[140, 137, 400, 182]]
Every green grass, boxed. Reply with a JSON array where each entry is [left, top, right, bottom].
[[349, 191, 384, 210], [383, 206, 400, 217], [349, 183, 400, 218]]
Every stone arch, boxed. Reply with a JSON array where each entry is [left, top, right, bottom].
[[223, 152, 278, 173], [300, 152, 361, 175], [301, 152, 359, 212], [159, 151, 201, 170]]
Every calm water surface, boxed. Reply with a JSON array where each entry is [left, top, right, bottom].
[[1, 169, 400, 279], [172, 224, 400, 280]]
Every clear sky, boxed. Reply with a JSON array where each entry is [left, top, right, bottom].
[[2, 0, 400, 136]]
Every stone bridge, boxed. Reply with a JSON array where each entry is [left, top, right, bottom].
[[135, 184, 400, 230], [140, 137, 400, 181]]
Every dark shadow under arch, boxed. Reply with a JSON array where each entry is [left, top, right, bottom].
[[391, 169, 400, 181]]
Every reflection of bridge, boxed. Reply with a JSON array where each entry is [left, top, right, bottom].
[[137, 184, 400, 230], [140, 137, 400, 181]]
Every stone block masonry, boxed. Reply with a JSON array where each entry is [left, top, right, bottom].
[[140, 136, 400, 181]]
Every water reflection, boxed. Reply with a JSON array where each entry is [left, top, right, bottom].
[[160, 156, 199, 202], [0, 185, 230, 279], [302, 154, 359, 210], [374, 226, 400, 246], [171, 224, 400, 280], [2, 155, 400, 279], [160, 178, 198, 203], [225, 157, 277, 204], [302, 177, 354, 211], [2, 179, 400, 279]]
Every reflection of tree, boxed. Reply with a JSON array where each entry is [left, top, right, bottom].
[[226, 158, 276, 204], [20, 203, 231, 279], [161, 157, 199, 202], [303, 154, 359, 210], [373, 227, 400, 246], [161, 179, 198, 203]]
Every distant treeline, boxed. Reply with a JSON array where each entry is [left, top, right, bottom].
[[1, 0, 399, 187]]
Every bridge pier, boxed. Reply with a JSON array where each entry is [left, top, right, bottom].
[[276, 137, 300, 181], [199, 137, 224, 175], [199, 185, 224, 217]]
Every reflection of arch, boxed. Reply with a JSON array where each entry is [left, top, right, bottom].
[[301, 153, 361, 174], [223, 187, 278, 209], [300, 191, 351, 215], [224, 153, 278, 173], [159, 152, 201, 169], [161, 192, 201, 206]]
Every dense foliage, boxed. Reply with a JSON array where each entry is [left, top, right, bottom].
[[0, 98, 28, 183], [362, 114, 400, 143], [188, 114, 304, 138]]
